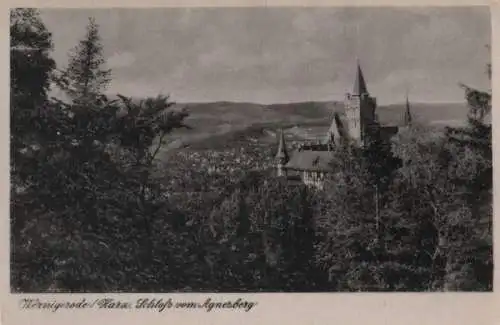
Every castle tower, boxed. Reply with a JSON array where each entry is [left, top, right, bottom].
[[403, 92, 412, 127], [275, 129, 289, 176], [344, 62, 377, 146]]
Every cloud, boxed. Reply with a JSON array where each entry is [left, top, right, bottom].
[[107, 51, 136, 69], [41, 7, 490, 104]]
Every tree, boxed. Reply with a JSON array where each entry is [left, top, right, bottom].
[[10, 8, 55, 114], [112, 95, 190, 262], [314, 146, 385, 291], [387, 51, 493, 291], [57, 17, 110, 104], [10, 8, 56, 173], [447, 47, 491, 290], [440, 50, 492, 290], [10, 8, 58, 291]]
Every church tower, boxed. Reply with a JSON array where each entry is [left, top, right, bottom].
[[344, 62, 377, 146], [275, 129, 289, 177]]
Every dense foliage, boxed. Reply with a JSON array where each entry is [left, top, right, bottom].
[[11, 10, 492, 292]]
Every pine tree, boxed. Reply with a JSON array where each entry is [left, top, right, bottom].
[[59, 17, 110, 104]]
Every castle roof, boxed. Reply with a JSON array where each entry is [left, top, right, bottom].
[[284, 150, 335, 172], [352, 62, 368, 96]]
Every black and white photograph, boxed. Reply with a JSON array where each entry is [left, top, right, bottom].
[[10, 6, 492, 293]]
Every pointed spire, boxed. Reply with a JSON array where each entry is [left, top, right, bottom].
[[275, 128, 289, 162], [352, 60, 368, 96], [324, 112, 341, 145], [404, 90, 412, 126]]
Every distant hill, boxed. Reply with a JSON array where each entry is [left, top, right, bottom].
[[180, 100, 468, 127], [47, 91, 471, 151], [376, 102, 469, 126], [180, 100, 340, 128], [159, 101, 470, 151], [86, 95, 470, 151], [63, 93, 469, 129], [160, 101, 340, 149]]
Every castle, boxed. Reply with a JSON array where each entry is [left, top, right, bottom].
[[275, 62, 412, 188]]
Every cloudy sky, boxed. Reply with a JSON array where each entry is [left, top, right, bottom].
[[40, 7, 490, 104]]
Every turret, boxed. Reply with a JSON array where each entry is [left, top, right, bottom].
[[403, 92, 412, 127], [324, 112, 342, 149], [275, 129, 289, 176], [352, 61, 368, 96]]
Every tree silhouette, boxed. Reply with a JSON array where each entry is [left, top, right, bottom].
[[57, 17, 111, 104]]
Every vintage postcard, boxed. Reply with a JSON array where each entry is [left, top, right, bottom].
[[3, 1, 497, 325]]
